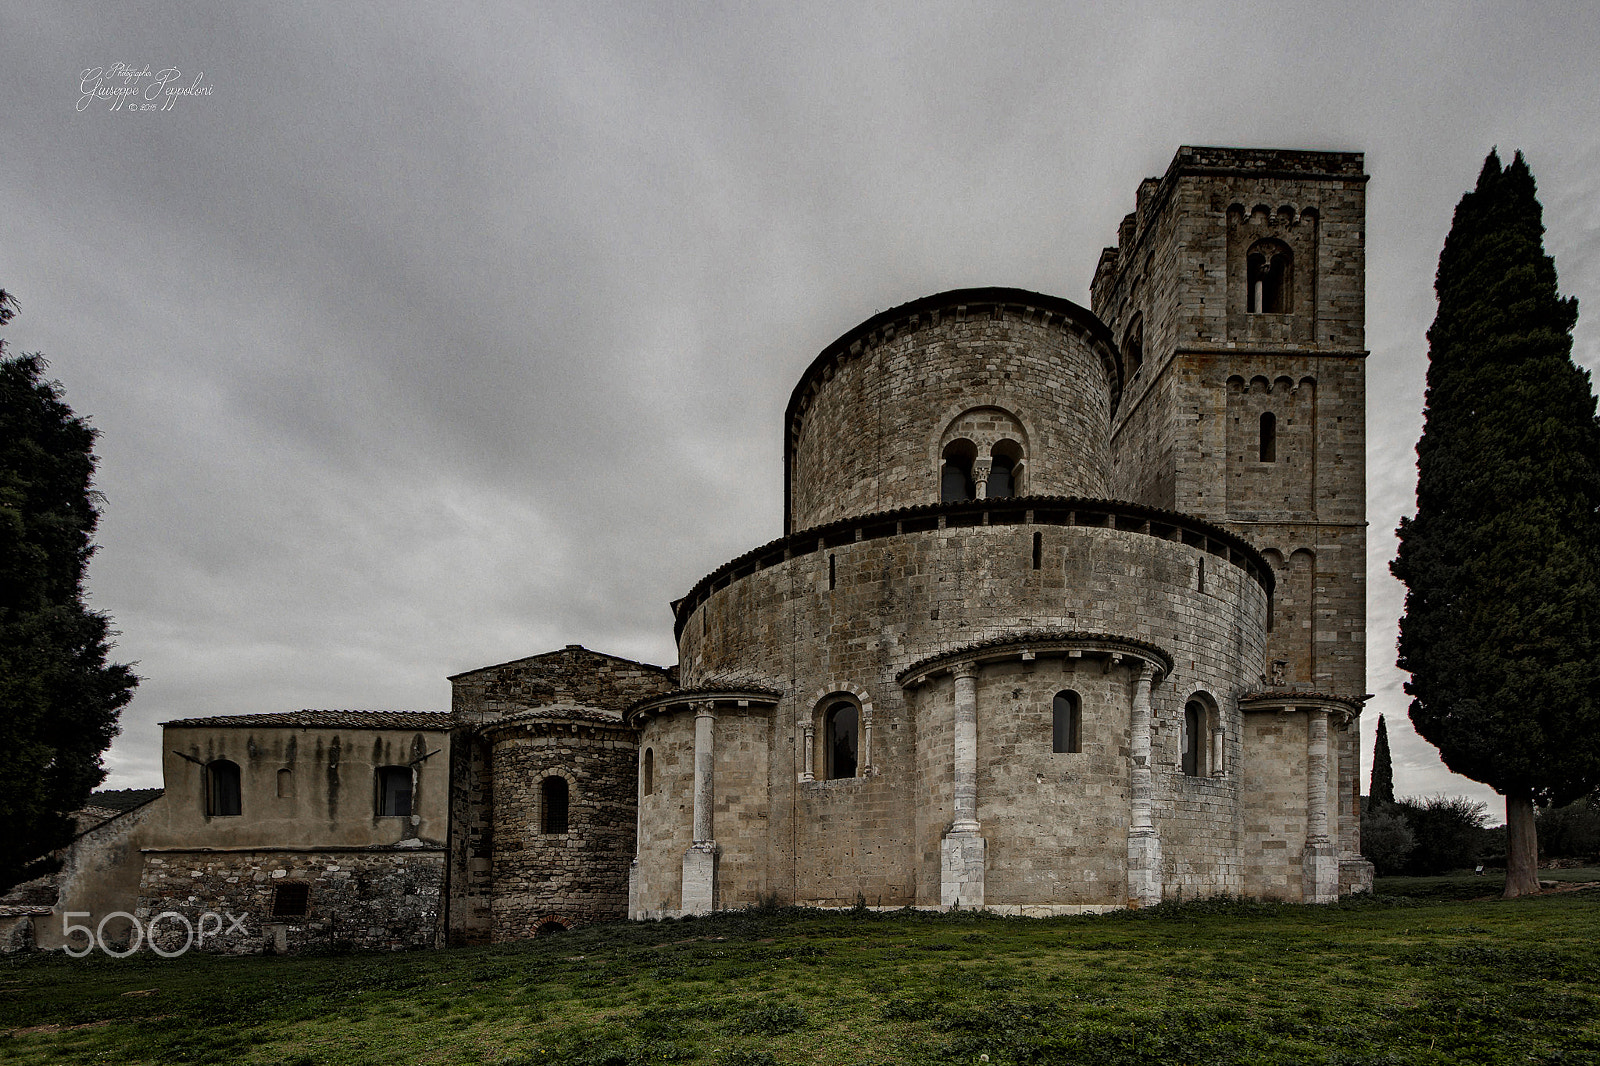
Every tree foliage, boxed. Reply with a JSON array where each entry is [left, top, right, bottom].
[[1392, 151, 1600, 823], [0, 294, 137, 889], [1359, 802, 1416, 876], [1369, 713, 1395, 805]]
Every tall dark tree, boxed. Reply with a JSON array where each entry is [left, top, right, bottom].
[[0, 291, 137, 889], [1369, 713, 1395, 806], [1392, 151, 1600, 897]]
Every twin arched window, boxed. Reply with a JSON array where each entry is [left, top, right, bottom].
[[1246, 240, 1293, 314], [940, 438, 1024, 502]]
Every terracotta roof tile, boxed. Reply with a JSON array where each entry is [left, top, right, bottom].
[[161, 710, 450, 730]]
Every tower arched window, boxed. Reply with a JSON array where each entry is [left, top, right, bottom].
[[1123, 314, 1144, 378], [825, 701, 858, 780], [205, 759, 241, 817], [540, 776, 569, 834], [1247, 240, 1293, 313], [1052, 691, 1082, 753], [1259, 412, 1277, 462], [940, 440, 976, 503], [641, 748, 654, 797]]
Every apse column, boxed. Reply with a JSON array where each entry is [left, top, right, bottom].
[[1127, 661, 1162, 907], [1303, 707, 1339, 903], [682, 701, 718, 914], [941, 662, 985, 907]]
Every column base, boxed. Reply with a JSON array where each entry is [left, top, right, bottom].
[[1338, 855, 1374, 896], [940, 831, 986, 908], [1304, 843, 1340, 903], [681, 842, 718, 915], [1127, 829, 1162, 908]]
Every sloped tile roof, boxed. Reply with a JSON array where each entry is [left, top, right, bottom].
[[161, 710, 451, 730]]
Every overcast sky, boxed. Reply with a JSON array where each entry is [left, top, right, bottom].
[[4, 2, 1599, 819]]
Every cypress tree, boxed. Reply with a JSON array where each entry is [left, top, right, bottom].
[[1392, 151, 1600, 897], [1369, 713, 1395, 806], [0, 291, 138, 889]]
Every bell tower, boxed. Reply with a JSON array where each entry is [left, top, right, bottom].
[[1093, 146, 1367, 698]]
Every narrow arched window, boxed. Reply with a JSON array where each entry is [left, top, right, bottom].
[[541, 776, 569, 834], [205, 760, 241, 817], [1052, 691, 1081, 753], [941, 440, 977, 503], [642, 748, 654, 797], [987, 453, 1014, 499], [1183, 701, 1206, 776], [1123, 314, 1144, 378], [826, 701, 858, 780], [1259, 412, 1277, 462], [376, 766, 413, 817], [276, 768, 294, 799]]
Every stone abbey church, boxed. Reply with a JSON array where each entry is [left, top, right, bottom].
[[19, 146, 1373, 954]]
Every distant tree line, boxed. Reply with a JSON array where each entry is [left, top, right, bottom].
[[1362, 792, 1599, 876]]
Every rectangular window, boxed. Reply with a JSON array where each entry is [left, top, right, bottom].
[[377, 766, 413, 817], [272, 882, 310, 917]]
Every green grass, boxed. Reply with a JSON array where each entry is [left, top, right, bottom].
[[1374, 865, 1600, 900], [4, 885, 1598, 1065]]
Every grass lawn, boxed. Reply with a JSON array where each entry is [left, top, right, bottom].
[[3, 883, 1598, 1066]]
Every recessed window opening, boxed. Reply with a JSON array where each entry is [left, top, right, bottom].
[[829, 553, 836, 590], [271, 882, 310, 918], [1182, 701, 1206, 776], [1032, 531, 1042, 570], [988, 439, 1023, 499], [1124, 314, 1144, 378], [276, 768, 294, 799], [1246, 241, 1293, 313], [1052, 691, 1082, 753], [205, 759, 241, 817], [1259, 412, 1277, 462], [541, 776, 569, 834], [377, 766, 413, 817], [941, 439, 977, 503], [1197, 557, 1206, 594], [826, 701, 858, 780], [642, 748, 654, 797]]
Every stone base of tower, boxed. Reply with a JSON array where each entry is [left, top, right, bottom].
[[940, 831, 986, 908]]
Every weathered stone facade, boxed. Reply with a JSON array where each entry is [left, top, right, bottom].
[[27, 146, 1372, 954], [136, 846, 445, 954]]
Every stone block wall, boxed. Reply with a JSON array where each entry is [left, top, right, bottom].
[[136, 847, 444, 954], [652, 510, 1269, 910], [785, 292, 1119, 533], [447, 647, 674, 944], [1239, 713, 1309, 899], [486, 713, 638, 938]]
